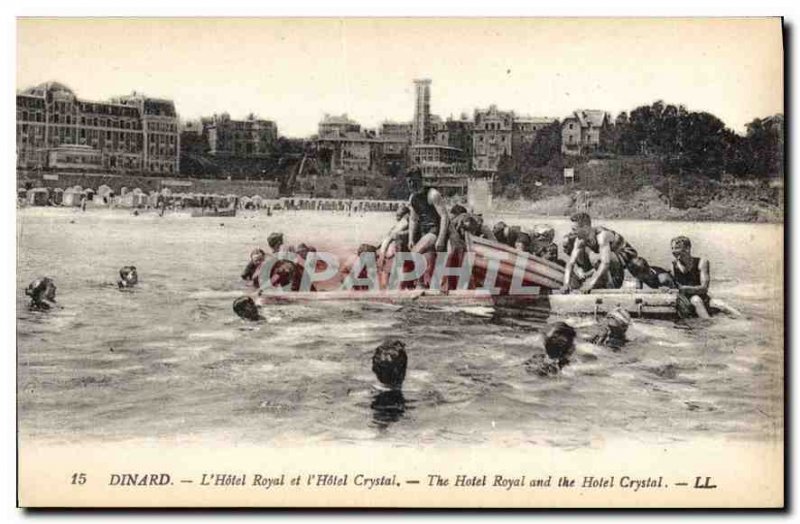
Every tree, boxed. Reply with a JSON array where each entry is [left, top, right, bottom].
[[745, 115, 784, 178]]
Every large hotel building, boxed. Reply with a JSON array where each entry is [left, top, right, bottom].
[[16, 82, 179, 175]]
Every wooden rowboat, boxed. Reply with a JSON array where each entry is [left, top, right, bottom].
[[465, 234, 564, 290]]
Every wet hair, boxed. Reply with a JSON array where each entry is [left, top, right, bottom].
[[250, 248, 266, 260], [233, 296, 261, 321], [118, 266, 138, 288], [357, 243, 378, 255], [267, 232, 284, 249], [570, 212, 592, 227], [26, 277, 57, 304], [372, 340, 408, 389], [492, 221, 507, 235], [543, 321, 577, 361], [450, 204, 468, 217], [671, 236, 692, 250]]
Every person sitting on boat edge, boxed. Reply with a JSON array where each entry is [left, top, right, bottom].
[[25, 277, 58, 311], [530, 224, 556, 258], [627, 256, 675, 290], [493, 222, 523, 248], [670, 236, 712, 319], [406, 168, 450, 287], [563, 212, 638, 292]]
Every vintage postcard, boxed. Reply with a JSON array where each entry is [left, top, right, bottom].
[[15, 17, 784, 508]]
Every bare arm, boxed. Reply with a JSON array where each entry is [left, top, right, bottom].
[[563, 238, 584, 289], [408, 206, 419, 248], [429, 190, 450, 251], [583, 232, 612, 291]]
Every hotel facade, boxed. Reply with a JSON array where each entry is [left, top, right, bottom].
[[16, 82, 180, 175]]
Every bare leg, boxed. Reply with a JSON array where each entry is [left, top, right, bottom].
[[411, 233, 438, 288], [690, 295, 711, 319]]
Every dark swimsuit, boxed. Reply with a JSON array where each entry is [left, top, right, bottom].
[[409, 190, 441, 237], [583, 227, 639, 289], [672, 257, 711, 317]]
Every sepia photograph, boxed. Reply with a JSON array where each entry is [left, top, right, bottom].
[[14, 16, 784, 508]]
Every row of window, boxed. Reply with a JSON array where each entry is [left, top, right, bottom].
[[147, 122, 178, 133]]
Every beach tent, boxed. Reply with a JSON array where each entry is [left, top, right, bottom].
[[239, 196, 252, 209], [17, 188, 27, 200], [119, 186, 129, 196], [27, 187, 50, 206], [132, 187, 143, 195], [82, 188, 96, 201], [251, 195, 264, 208], [72, 185, 83, 193]]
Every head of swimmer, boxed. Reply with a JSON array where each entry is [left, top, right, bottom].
[[233, 296, 262, 322], [250, 248, 266, 265], [372, 340, 407, 389], [26, 277, 57, 305], [267, 232, 284, 253], [118, 266, 138, 288], [605, 307, 632, 340], [544, 321, 576, 364], [569, 212, 593, 241]]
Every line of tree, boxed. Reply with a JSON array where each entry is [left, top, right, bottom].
[[498, 101, 783, 192]]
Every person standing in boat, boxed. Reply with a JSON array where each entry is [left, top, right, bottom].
[[406, 168, 450, 287], [563, 212, 638, 292], [669, 236, 712, 319]]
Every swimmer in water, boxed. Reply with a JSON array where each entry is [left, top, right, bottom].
[[524, 321, 577, 376], [627, 256, 675, 290], [232, 295, 263, 321], [372, 340, 408, 389], [25, 277, 58, 311], [241, 248, 267, 288], [117, 266, 138, 289], [584, 307, 632, 350], [267, 232, 291, 255]]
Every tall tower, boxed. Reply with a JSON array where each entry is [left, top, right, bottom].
[[412, 79, 431, 144]]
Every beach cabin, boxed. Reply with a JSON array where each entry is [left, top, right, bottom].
[[52, 188, 64, 205], [97, 185, 114, 204], [62, 188, 82, 207], [27, 187, 50, 206]]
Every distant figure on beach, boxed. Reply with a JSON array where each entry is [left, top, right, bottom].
[[669, 236, 712, 319], [117, 266, 139, 289], [232, 296, 263, 322], [627, 256, 675, 290], [80, 195, 87, 212], [25, 277, 58, 311], [525, 321, 577, 376], [372, 340, 408, 389], [563, 212, 638, 292]]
